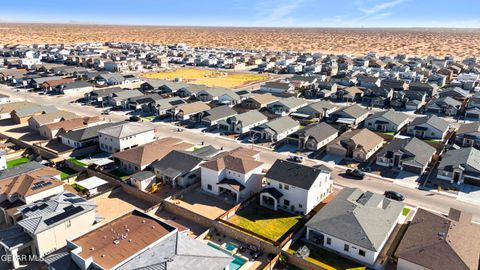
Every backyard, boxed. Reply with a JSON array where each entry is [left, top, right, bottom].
[[6, 157, 29, 168], [288, 240, 368, 270], [108, 169, 131, 181], [58, 166, 77, 180], [68, 158, 87, 167], [227, 203, 302, 242], [142, 68, 269, 88]]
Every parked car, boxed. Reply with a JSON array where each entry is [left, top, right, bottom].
[[287, 155, 304, 163], [129, 116, 141, 122], [101, 110, 110, 115], [384, 191, 405, 201], [345, 169, 365, 179]]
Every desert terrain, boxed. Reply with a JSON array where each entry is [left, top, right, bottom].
[[1, 23, 479, 58]]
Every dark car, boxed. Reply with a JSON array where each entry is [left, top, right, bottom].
[[384, 191, 405, 201], [129, 116, 141, 122], [345, 169, 365, 179]]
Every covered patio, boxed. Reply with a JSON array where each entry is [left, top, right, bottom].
[[259, 187, 283, 211], [217, 178, 245, 203], [0, 225, 34, 269]]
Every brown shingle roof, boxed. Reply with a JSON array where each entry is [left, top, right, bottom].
[[249, 93, 278, 106], [200, 154, 263, 174], [43, 116, 103, 132], [41, 78, 75, 88], [176, 101, 210, 115], [331, 128, 384, 153], [0, 167, 62, 198], [112, 137, 193, 166], [395, 208, 480, 270]]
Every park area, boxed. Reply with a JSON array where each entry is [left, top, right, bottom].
[[227, 203, 302, 242], [142, 68, 269, 88]]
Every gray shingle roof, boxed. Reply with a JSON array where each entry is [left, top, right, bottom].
[[60, 121, 125, 142], [334, 104, 369, 119], [202, 106, 237, 122], [378, 137, 436, 167], [306, 188, 403, 251], [224, 110, 268, 127], [98, 122, 154, 138], [151, 150, 203, 178], [288, 122, 338, 143], [438, 147, 480, 175], [0, 161, 45, 180], [265, 159, 329, 190], [254, 116, 298, 135], [366, 110, 409, 126], [409, 115, 449, 133]]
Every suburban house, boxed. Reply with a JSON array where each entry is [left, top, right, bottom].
[[406, 115, 450, 141], [332, 86, 363, 102], [376, 137, 436, 174], [27, 110, 78, 131], [38, 116, 103, 139], [0, 192, 96, 269], [305, 188, 403, 266], [395, 208, 480, 270], [327, 104, 370, 128], [456, 122, 480, 147], [201, 105, 237, 126], [364, 110, 410, 133], [129, 171, 156, 191], [261, 160, 332, 215], [0, 101, 37, 120], [98, 122, 155, 153], [126, 94, 162, 111], [297, 101, 338, 119], [437, 147, 480, 186], [197, 88, 241, 105], [147, 96, 186, 117], [241, 93, 278, 109], [44, 210, 232, 270], [326, 128, 384, 162], [112, 137, 194, 174], [60, 121, 125, 149], [425, 96, 462, 116], [151, 150, 204, 188], [169, 101, 211, 121], [438, 87, 470, 101], [409, 81, 438, 97], [266, 97, 308, 116], [11, 105, 58, 124], [0, 166, 62, 225], [85, 87, 123, 104], [287, 122, 338, 151], [217, 110, 268, 134], [200, 150, 264, 203], [251, 116, 299, 142], [106, 89, 144, 109], [260, 81, 295, 95], [381, 78, 407, 90], [464, 107, 480, 120], [58, 81, 94, 94]]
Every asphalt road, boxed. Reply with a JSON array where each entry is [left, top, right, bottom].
[[2, 85, 480, 222]]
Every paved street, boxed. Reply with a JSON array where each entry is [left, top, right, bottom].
[[2, 85, 480, 222]]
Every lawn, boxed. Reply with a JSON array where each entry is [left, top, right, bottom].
[[7, 157, 29, 168], [68, 158, 87, 167], [58, 167, 77, 180], [228, 204, 302, 242], [402, 207, 411, 216], [141, 116, 156, 121], [288, 240, 368, 270], [108, 169, 131, 181], [143, 68, 268, 88]]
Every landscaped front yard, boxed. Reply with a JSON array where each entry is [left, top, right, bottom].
[[228, 204, 302, 242], [288, 240, 368, 270], [7, 157, 29, 168]]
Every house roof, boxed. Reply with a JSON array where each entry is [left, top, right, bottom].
[[17, 191, 96, 235], [305, 100, 338, 113], [60, 121, 125, 142], [457, 122, 480, 135], [334, 104, 369, 119], [0, 101, 36, 115], [151, 150, 204, 178], [13, 105, 58, 118], [265, 159, 330, 190], [0, 161, 45, 180], [202, 106, 237, 122], [271, 97, 308, 110], [254, 116, 298, 135], [90, 87, 123, 97], [288, 122, 338, 143], [29, 110, 78, 126], [43, 116, 103, 132], [395, 208, 480, 270], [377, 137, 436, 167], [330, 128, 384, 153], [111, 89, 143, 100], [410, 115, 449, 133], [224, 110, 268, 127], [112, 137, 193, 167], [247, 93, 278, 105], [98, 122, 154, 139], [62, 80, 93, 90], [306, 188, 403, 251], [176, 101, 210, 115], [0, 167, 63, 198], [437, 147, 480, 175], [366, 110, 409, 126], [200, 154, 263, 174]]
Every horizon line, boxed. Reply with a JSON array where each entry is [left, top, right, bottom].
[[1, 21, 480, 30]]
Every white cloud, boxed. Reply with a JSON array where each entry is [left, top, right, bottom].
[[250, 0, 304, 26], [359, 0, 405, 15]]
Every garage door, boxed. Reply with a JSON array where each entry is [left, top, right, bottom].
[[402, 164, 423, 174], [464, 176, 480, 186]]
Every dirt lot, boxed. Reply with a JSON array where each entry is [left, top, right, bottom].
[[168, 187, 232, 220], [1, 24, 479, 58]]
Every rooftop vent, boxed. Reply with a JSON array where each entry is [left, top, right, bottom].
[[113, 240, 120, 245], [90, 247, 95, 251]]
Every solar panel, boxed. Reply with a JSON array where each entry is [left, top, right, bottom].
[[169, 100, 185, 106], [65, 198, 86, 203], [44, 206, 83, 226], [63, 193, 76, 198]]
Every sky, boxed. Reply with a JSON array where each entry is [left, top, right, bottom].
[[1, 0, 479, 28]]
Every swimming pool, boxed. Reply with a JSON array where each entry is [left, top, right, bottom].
[[207, 242, 247, 270], [225, 242, 238, 252]]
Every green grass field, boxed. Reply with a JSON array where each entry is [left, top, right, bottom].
[[7, 157, 29, 168], [58, 167, 77, 180], [402, 207, 411, 216], [68, 158, 87, 167], [228, 204, 302, 242]]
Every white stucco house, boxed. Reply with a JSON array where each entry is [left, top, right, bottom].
[[260, 160, 333, 215], [98, 122, 155, 153]]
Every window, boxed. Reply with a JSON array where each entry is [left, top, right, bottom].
[[207, 184, 212, 190], [359, 249, 366, 257], [65, 220, 71, 228], [344, 244, 349, 252], [326, 237, 331, 245], [278, 183, 282, 189], [298, 204, 303, 208], [284, 184, 289, 190], [284, 199, 290, 206], [368, 122, 372, 126]]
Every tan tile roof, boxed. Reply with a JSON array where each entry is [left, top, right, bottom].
[[0, 101, 36, 114], [43, 116, 103, 132], [229, 147, 260, 159], [200, 154, 263, 174], [29, 110, 79, 126], [72, 211, 173, 269], [112, 137, 194, 166], [177, 101, 210, 115], [41, 78, 75, 88], [0, 167, 63, 198], [331, 128, 384, 153], [249, 93, 278, 105]]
